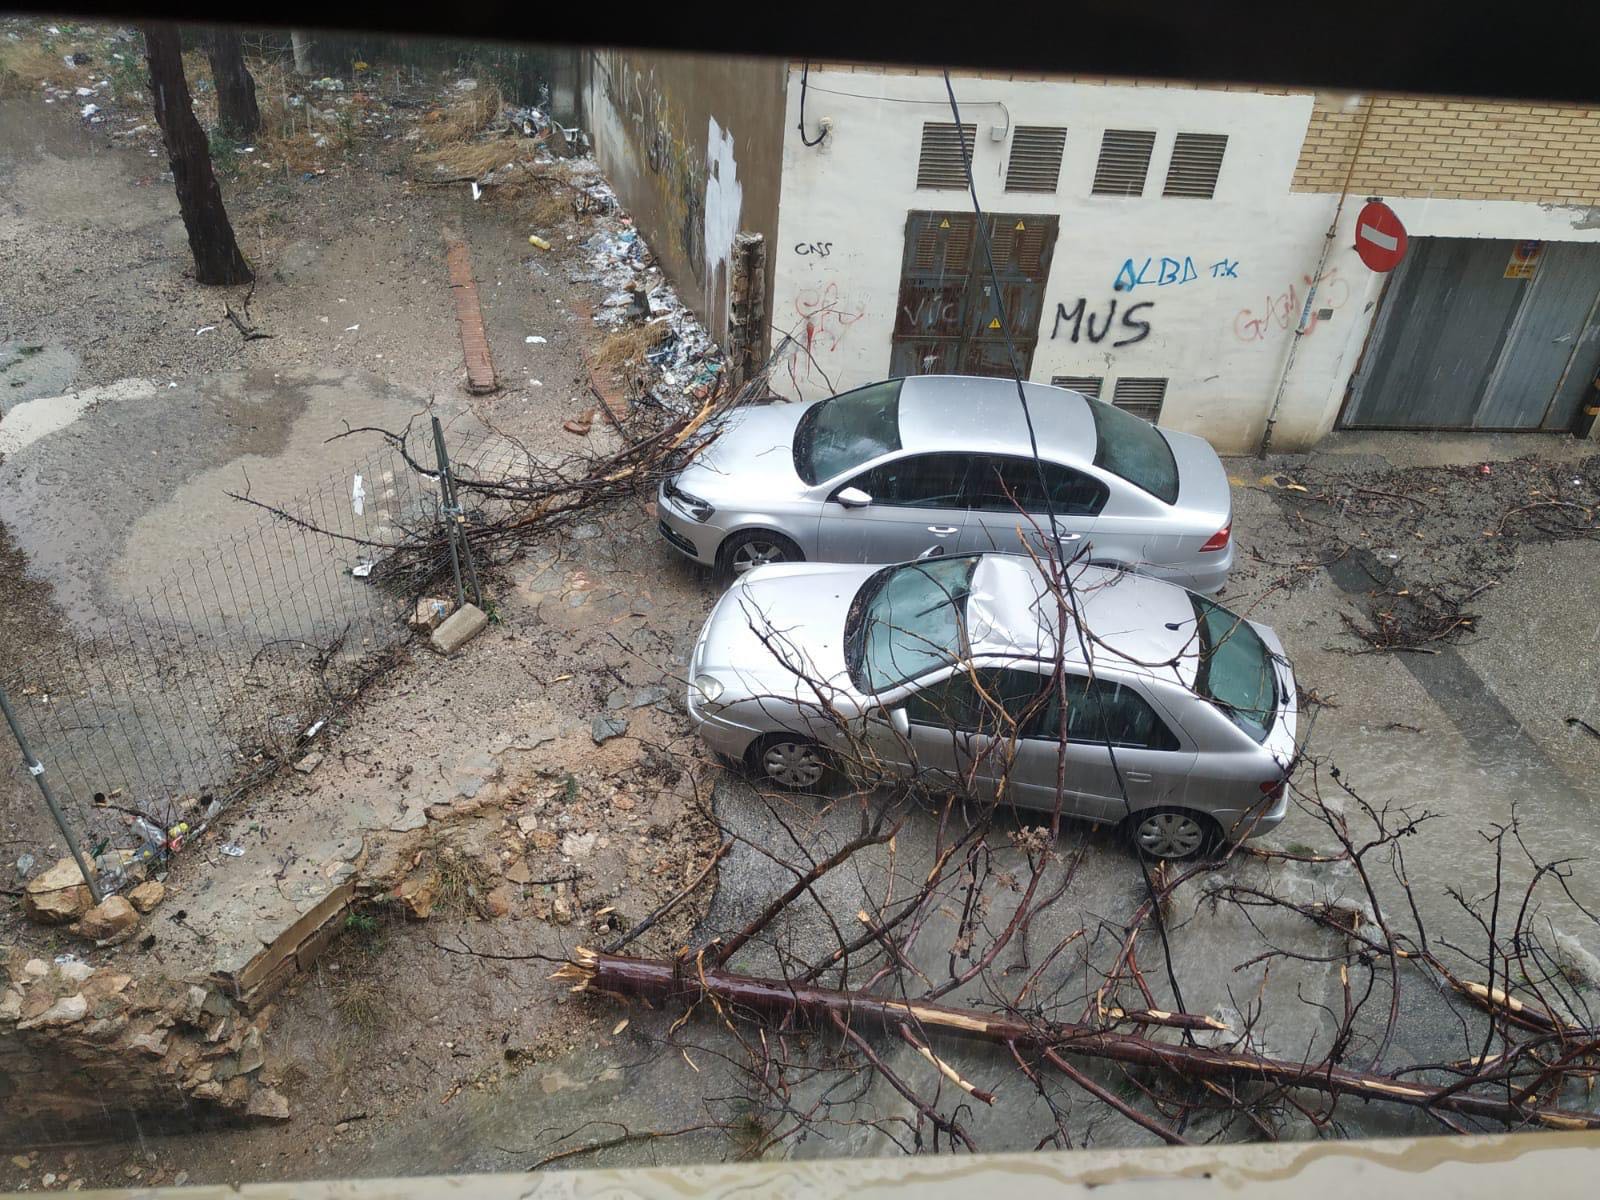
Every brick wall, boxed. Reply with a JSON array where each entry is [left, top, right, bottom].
[[1292, 94, 1600, 202]]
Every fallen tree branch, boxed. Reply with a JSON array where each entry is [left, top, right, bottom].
[[556, 949, 1600, 1132]]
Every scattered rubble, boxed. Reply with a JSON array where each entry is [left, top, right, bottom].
[[73, 895, 139, 943], [429, 601, 489, 653], [22, 857, 94, 925]]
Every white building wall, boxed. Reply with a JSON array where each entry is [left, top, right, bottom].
[[771, 69, 1600, 452]]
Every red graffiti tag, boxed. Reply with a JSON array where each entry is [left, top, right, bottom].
[[1234, 269, 1350, 342]]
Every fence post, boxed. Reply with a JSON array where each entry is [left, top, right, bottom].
[[0, 684, 103, 904], [431, 416, 482, 609]]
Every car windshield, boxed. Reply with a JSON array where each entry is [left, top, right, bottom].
[[1089, 398, 1180, 504], [793, 379, 903, 484], [845, 556, 978, 692], [1191, 595, 1277, 742]]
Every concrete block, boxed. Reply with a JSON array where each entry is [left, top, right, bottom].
[[429, 602, 488, 655]]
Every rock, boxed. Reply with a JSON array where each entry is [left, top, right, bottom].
[[571, 522, 602, 540], [631, 685, 669, 709], [591, 715, 628, 745], [23, 857, 94, 924], [127, 1030, 169, 1058], [246, 1088, 291, 1121], [552, 894, 574, 924], [505, 858, 532, 883], [484, 885, 513, 918], [9, 1156, 31, 1170], [429, 602, 488, 654], [515, 812, 541, 837], [561, 831, 597, 859], [0, 989, 23, 1021], [394, 874, 437, 920], [389, 805, 428, 833], [174, 1171, 189, 1187], [294, 751, 324, 774], [409, 596, 455, 632], [57, 959, 94, 983], [235, 1026, 264, 1075], [22, 958, 50, 980], [19, 992, 87, 1029], [604, 688, 629, 711], [76, 895, 139, 942], [128, 880, 166, 913]]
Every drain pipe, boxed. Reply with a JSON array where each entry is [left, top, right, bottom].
[[1258, 95, 1377, 457]]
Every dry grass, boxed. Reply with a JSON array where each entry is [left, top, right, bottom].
[[592, 323, 670, 379], [0, 36, 74, 96], [418, 82, 503, 148], [334, 976, 391, 1032], [413, 137, 523, 182]]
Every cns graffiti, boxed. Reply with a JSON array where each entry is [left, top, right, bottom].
[[1052, 298, 1154, 348], [1114, 256, 1240, 291], [1234, 268, 1350, 342], [794, 241, 834, 257]]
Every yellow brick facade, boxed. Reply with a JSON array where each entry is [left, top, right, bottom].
[[1291, 94, 1600, 203]]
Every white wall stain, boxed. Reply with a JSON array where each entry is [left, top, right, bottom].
[[703, 115, 743, 338]]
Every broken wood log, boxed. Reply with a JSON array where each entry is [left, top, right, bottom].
[[555, 949, 1600, 1132]]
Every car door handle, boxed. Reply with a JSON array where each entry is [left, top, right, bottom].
[[1122, 770, 1152, 783], [1055, 532, 1083, 543], [926, 525, 959, 536], [916, 545, 946, 560]]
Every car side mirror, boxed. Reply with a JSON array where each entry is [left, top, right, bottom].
[[887, 707, 910, 738], [835, 486, 872, 509]]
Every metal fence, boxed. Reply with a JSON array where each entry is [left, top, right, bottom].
[[2, 422, 484, 895]]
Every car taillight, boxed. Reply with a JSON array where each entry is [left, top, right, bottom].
[[1200, 521, 1231, 552], [1259, 778, 1286, 801]]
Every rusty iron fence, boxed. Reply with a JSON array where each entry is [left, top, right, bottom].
[[1, 421, 495, 896]]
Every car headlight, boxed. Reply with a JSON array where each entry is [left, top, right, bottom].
[[666, 480, 715, 522], [692, 674, 726, 706]]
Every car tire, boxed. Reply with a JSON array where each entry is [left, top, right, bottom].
[[718, 530, 802, 580], [1122, 807, 1220, 861], [746, 734, 832, 793]]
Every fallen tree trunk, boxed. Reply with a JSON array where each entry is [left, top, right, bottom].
[[556, 949, 1600, 1132]]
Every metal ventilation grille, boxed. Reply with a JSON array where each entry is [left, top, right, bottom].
[[917, 123, 977, 189], [1091, 129, 1156, 196], [1005, 126, 1067, 192], [1051, 375, 1104, 398], [1163, 132, 1229, 198], [910, 214, 975, 270], [1112, 377, 1168, 422]]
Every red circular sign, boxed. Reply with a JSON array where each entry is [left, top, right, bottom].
[[1354, 201, 1408, 272]]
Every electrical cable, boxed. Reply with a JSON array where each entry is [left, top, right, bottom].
[[797, 62, 829, 148], [941, 69, 1194, 1031]]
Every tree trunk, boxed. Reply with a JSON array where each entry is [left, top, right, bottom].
[[143, 24, 253, 287], [289, 30, 312, 76], [205, 29, 260, 139], [561, 949, 1600, 1132]]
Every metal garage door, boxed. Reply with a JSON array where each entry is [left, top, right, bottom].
[[1342, 237, 1600, 431]]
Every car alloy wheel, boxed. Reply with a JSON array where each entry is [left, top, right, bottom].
[[1133, 810, 1207, 859], [761, 739, 826, 789], [731, 538, 791, 575]]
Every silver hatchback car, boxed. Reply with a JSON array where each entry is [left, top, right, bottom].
[[687, 554, 1298, 859], [659, 375, 1236, 593]]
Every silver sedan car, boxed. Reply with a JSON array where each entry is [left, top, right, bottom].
[[687, 554, 1298, 859], [658, 375, 1236, 593]]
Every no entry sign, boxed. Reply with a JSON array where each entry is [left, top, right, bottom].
[[1354, 201, 1408, 272]]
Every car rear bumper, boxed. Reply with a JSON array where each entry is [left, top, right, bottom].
[[1221, 788, 1290, 841], [1184, 540, 1235, 594]]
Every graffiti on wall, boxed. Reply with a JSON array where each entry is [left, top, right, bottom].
[[604, 53, 707, 285], [794, 241, 834, 257], [1114, 255, 1240, 291], [793, 281, 867, 383], [1233, 268, 1350, 343], [1051, 298, 1154, 347]]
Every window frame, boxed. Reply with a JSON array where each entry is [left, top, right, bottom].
[[834, 451, 975, 510], [965, 453, 1111, 518], [1032, 672, 1183, 751]]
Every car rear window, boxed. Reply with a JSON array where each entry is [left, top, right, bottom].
[[1191, 596, 1276, 743], [1088, 398, 1179, 504], [794, 380, 903, 484]]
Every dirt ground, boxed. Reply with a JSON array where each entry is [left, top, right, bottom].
[[3, 18, 1600, 1193]]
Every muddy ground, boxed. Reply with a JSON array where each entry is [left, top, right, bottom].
[[3, 19, 1600, 1194]]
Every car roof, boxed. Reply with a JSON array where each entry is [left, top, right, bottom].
[[896, 376, 1097, 462], [966, 555, 1200, 690]]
